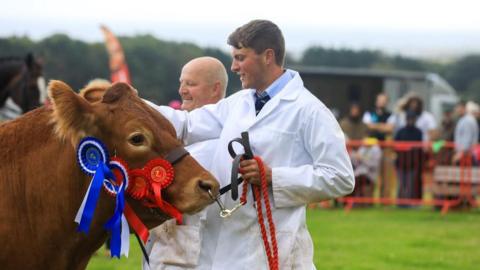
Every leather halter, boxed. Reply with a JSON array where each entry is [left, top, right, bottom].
[[165, 146, 190, 165], [219, 132, 253, 198], [207, 132, 254, 218]]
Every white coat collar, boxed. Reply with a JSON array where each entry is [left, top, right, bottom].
[[240, 69, 304, 126], [241, 70, 303, 102], [277, 69, 303, 101]]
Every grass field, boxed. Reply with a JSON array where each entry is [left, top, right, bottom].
[[87, 207, 480, 270]]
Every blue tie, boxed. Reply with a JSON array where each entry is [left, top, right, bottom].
[[255, 92, 270, 115]]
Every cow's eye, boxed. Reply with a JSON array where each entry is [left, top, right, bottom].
[[128, 133, 145, 146]]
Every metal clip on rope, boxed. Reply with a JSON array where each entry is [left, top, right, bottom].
[[208, 189, 244, 218], [220, 202, 244, 218]]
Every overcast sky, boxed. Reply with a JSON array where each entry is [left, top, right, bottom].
[[1, 0, 480, 59]]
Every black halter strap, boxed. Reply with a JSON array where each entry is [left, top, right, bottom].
[[165, 146, 190, 165], [220, 132, 254, 200]]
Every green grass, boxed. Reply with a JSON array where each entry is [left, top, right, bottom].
[[88, 208, 480, 270], [86, 239, 143, 270], [310, 207, 480, 270]]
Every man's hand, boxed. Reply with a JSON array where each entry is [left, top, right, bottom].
[[239, 158, 272, 186]]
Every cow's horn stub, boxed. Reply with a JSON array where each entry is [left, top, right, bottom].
[[102, 82, 134, 104]]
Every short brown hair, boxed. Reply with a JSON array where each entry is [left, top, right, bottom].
[[227, 20, 285, 66]]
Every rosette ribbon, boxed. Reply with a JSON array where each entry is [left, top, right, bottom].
[[103, 158, 130, 258], [75, 162, 113, 232], [74, 137, 130, 258], [128, 158, 183, 225], [104, 178, 129, 258], [75, 137, 113, 233]]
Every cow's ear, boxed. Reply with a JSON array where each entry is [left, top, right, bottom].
[[48, 80, 95, 144]]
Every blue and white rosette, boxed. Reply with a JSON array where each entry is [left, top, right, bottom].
[[75, 137, 112, 233], [74, 137, 130, 258]]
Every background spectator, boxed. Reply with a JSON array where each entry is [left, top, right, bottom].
[[349, 137, 382, 204], [394, 110, 424, 204], [387, 93, 437, 141], [363, 92, 392, 141], [341, 103, 369, 140], [453, 100, 479, 165], [439, 108, 456, 141]]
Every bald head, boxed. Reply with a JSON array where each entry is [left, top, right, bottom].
[[178, 57, 228, 111]]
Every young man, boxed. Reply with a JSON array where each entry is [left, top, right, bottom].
[[149, 20, 354, 269], [146, 56, 228, 269]]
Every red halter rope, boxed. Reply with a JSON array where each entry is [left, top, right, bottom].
[[221, 132, 278, 270], [239, 156, 278, 270]]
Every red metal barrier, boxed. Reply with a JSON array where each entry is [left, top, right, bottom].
[[335, 140, 479, 214]]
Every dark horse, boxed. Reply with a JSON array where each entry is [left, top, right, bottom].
[[0, 53, 45, 120]]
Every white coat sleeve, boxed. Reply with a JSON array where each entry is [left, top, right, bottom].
[[146, 100, 228, 145], [271, 107, 355, 208]]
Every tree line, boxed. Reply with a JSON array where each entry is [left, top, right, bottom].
[[1, 34, 479, 104]]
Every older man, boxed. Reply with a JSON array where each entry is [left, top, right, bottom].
[[146, 56, 228, 270], [175, 57, 228, 171], [178, 57, 228, 112]]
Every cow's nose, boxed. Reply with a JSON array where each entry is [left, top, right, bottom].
[[198, 179, 213, 192], [197, 179, 219, 196]]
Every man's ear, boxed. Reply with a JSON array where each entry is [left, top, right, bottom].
[[264, 49, 275, 65], [211, 81, 221, 99]]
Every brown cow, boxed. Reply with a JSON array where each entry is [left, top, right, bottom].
[[0, 80, 219, 269]]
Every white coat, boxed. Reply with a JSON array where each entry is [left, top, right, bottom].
[[148, 70, 355, 270]]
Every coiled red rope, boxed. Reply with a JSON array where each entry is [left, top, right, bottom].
[[240, 156, 278, 270]]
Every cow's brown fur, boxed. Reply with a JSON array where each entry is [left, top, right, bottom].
[[0, 81, 218, 269]]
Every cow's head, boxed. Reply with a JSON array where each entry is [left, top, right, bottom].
[[48, 80, 219, 227]]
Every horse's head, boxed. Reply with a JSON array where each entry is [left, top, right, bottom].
[[0, 53, 46, 115], [22, 53, 46, 111], [49, 80, 219, 228]]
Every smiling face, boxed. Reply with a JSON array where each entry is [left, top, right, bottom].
[[178, 60, 220, 112], [230, 47, 270, 91]]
